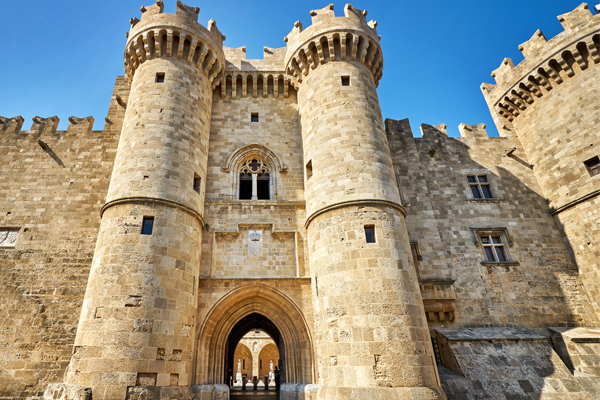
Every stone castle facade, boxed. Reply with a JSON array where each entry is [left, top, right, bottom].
[[0, 1, 599, 399]]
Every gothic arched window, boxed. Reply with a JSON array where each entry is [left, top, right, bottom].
[[238, 158, 271, 200]]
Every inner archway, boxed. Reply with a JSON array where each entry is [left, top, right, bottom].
[[227, 314, 281, 387], [194, 283, 314, 386]]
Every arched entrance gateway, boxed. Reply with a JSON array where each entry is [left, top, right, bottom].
[[194, 284, 315, 390]]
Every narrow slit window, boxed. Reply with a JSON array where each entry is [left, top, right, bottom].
[[251, 113, 259, 122], [156, 73, 165, 83], [365, 225, 376, 243], [306, 160, 313, 180], [341, 76, 350, 86], [468, 174, 492, 199], [193, 173, 201, 194], [141, 217, 154, 235], [584, 156, 600, 176], [239, 173, 252, 200]]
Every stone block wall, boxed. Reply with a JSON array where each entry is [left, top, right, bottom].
[[205, 92, 303, 202], [0, 77, 127, 398], [386, 119, 598, 332]]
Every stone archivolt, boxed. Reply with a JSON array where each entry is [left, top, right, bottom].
[[194, 284, 314, 385]]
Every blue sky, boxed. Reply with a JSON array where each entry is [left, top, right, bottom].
[[1, 1, 593, 136]]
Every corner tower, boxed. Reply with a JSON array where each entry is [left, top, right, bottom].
[[286, 4, 445, 399], [63, 1, 224, 398], [481, 4, 600, 316]]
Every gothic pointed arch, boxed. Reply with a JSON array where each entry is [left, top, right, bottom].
[[221, 144, 288, 200], [193, 283, 314, 385]]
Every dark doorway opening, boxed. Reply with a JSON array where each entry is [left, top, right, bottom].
[[226, 313, 284, 397]]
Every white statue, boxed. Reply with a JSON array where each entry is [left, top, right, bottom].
[[253, 342, 258, 352], [269, 360, 274, 379], [236, 359, 242, 383]]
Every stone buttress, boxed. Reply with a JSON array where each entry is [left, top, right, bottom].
[[481, 4, 600, 315], [62, 1, 225, 398], [285, 4, 446, 399]]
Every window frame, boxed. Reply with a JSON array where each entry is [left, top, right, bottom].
[[364, 225, 376, 243], [472, 227, 518, 266], [584, 156, 600, 177], [222, 144, 286, 201], [467, 174, 493, 199], [237, 157, 273, 201], [141, 217, 154, 235]]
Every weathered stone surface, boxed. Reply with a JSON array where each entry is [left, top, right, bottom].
[[0, 3, 598, 400]]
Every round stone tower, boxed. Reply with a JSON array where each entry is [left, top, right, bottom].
[[64, 1, 224, 398], [481, 4, 600, 318], [285, 4, 445, 399]]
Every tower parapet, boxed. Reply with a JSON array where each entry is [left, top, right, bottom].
[[124, 0, 225, 89], [481, 3, 599, 125], [284, 4, 383, 88]]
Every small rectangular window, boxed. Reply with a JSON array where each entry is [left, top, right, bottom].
[[468, 174, 492, 199], [364, 225, 376, 243], [584, 156, 600, 176], [141, 217, 154, 235], [306, 160, 313, 180], [251, 113, 259, 122], [341, 76, 350, 86], [156, 73, 165, 83], [193, 174, 201, 194]]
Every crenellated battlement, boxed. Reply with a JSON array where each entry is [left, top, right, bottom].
[[284, 3, 383, 87], [481, 3, 600, 123], [124, 0, 226, 88], [0, 116, 24, 133], [387, 119, 497, 140], [0, 116, 97, 135]]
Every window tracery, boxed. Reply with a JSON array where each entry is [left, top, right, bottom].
[[239, 158, 271, 200]]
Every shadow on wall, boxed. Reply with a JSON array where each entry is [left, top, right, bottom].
[[385, 119, 600, 399]]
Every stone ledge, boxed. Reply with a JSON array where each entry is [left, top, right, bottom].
[[465, 198, 508, 203], [205, 199, 306, 207], [436, 327, 546, 342], [199, 276, 312, 281], [480, 261, 520, 267]]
